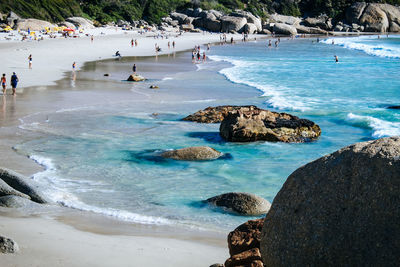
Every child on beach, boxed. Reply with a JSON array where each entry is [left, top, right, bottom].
[[28, 54, 32, 69], [11, 72, 18, 95], [72, 62, 76, 70], [1, 74, 6, 94]]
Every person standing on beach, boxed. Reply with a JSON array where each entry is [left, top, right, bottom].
[[202, 52, 206, 62], [168, 41, 170, 49], [28, 54, 32, 69], [172, 41, 175, 49], [133, 64, 137, 74], [11, 72, 18, 95], [72, 62, 76, 71], [1, 74, 6, 95], [131, 39, 134, 47], [91, 35, 94, 42]]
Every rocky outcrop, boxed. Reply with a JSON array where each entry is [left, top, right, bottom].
[[260, 137, 400, 266], [161, 146, 222, 161], [170, 12, 187, 24], [273, 23, 297, 35], [0, 195, 40, 208], [345, 2, 400, 32], [205, 192, 270, 215], [0, 179, 31, 199], [0, 168, 49, 204], [183, 105, 257, 123], [303, 15, 332, 30], [0, 236, 18, 254], [221, 16, 247, 32], [14, 19, 56, 31], [243, 23, 258, 34], [228, 218, 264, 255], [225, 248, 263, 267], [6, 12, 21, 28], [231, 10, 262, 32], [219, 106, 321, 143], [387, 105, 400, 109], [295, 25, 327, 34], [66, 17, 95, 29], [127, 74, 145, 82]]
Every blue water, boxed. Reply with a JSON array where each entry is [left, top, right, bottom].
[[16, 35, 400, 232]]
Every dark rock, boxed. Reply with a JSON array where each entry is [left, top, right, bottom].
[[260, 137, 400, 266], [0, 168, 49, 204], [219, 106, 321, 143], [387, 105, 400, 109], [0, 179, 30, 199], [228, 218, 265, 255], [0, 236, 18, 254], [170, 12, 187, 24], [104, 73, 109, 76], [303, 16, 330, 30], [346, 2, 367, 24], [209, 264, 224, 267], [149, 85, 159, 89], [206, 192, 270, 216], [161, 146, 222, 161], [182, 105, 257, 123]]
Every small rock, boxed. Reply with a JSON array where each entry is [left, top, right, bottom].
[[149, 85, 159, 89], [127, 74, 145, 82], [205, 192, 271, 216], [161, 146, 222, 161], [0, 236, 19, 253], [209, 264, 224, 267], [104, 73, 109, 76]]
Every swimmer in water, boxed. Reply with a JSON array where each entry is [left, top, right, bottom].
[[335, 55, 339, 63]]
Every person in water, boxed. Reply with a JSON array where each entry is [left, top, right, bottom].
[[11, 72, 18, 95], [115, 51, 121, 57], [28, 54, 32, 69], [1, 74, 6, 94], [132, 64, 137, 74], [335, 55, 339, 63]]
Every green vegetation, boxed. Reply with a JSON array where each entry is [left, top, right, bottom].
[[0, 0, 400, 24]]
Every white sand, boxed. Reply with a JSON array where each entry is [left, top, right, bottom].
[[0, 29, 243, 266]]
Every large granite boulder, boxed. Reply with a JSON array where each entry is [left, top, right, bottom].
[[273, 23, 297, 35], [14, 19, 57, 31], [243, 23, 258, 34], [359, 3, 389, 32], [205, 192, 271, 215], [0, 168, 49, 204], [295, 25, 327, 34], [209, 10, 224, 20], [204, 18, 221, 32], [221, 16, 247, 32], [6, 11, 21, 28], [228, 218, 265, 256], [66, 17, 94, 29], [219, 106, 321, 143], [161, 146, 222, 161], [269, 14, 301, 26], [346, 2, 368, 24], [0, 195, 38, 208], [303, 16, 330, 30], [0, 236, 18, 254], [379, 4, 400, 32], [260, 137, 400, 266], [170, 12, 187, 24], [231, 10, 262, 32], [183, 105, 258, 123]]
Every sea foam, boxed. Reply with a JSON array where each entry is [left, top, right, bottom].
[[346, 113, 400, 138], [321, 36, 400, 58]]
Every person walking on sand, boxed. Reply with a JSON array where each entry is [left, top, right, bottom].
[[172, 41, 175, 49], [91, 35, 94, 42], [168, 41, 170, 49], [131, 39, 134, 47], [28, 54, 32, 69], [132, 64, 137, 74], [11, 72, 18, 95], [72, 62, 76, 71], [1, 74, 6, 95]]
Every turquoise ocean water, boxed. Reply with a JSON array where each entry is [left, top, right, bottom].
[[16, 35, 400, 232]]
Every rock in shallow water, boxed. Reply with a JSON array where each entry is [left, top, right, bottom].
[[206, 192, 270, 216], [260, 136, 400, 266], [161, 146, 222, 161], [220, 106, 321, 143], [182, 105, 258, 123], [127, 74, 145, 82]]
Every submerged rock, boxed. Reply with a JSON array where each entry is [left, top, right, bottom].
[[161, 146, 222, 161], [206, 192, 270, 215], [182, 105, 257, 123], [127, 74, 145, 82], [220, 106, 321, 143], [260, 137, 400, 266], [0, 236, 18, 254]]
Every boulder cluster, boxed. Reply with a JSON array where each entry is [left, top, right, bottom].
[[183, 105, 321, 143]]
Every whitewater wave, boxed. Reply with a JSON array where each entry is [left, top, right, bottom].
[[346, 113, 400, 138], [29, 154, 172, 225], [321, 36, 400, 58], [209, 55, 311, 112]]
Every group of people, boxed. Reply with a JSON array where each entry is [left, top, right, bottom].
[[267, 38, 281, 48], [1, 72, 19, 95], [192, 45, 207, 63]]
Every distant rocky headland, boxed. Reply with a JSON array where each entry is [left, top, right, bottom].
[[1, 2, 400, 35]]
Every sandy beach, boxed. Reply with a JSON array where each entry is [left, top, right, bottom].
[[0, 29, 256, 266]]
